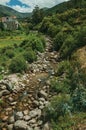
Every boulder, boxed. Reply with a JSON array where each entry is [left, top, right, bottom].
[[42, 122, 52, 130], [13, 120, 27, 130], [29, 109, 41, 118], [8, 116, 15, 123], [7, 124, 13, 130], [15, 111, 24, 120]]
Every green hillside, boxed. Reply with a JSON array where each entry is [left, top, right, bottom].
[[45, 0, 86, 15], [0, 4, 31, 18]]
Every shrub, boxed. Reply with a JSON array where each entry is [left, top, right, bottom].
[[20, 34, 45, 53], [60, 35, 76, 59], [23, 50, 37, 63], [9, 56, 27, 73], [43, 95, 71, 122], [5, 49, 15, 58], [53, 32, 67, 51], [47, 23, 58, 37]]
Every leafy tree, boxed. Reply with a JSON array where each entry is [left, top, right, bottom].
[[32, 5, 44, 24]]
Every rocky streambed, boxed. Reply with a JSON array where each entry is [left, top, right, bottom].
[[0, 37, 58, 130]]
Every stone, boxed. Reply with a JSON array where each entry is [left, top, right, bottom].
[[38, 120, 43, 125], [10, 102, 17, 106], [33, 100, 39, 106], [27, 126, 33, 130], [15, 111, 24, 120], [42, 122, 51, 130], [39, 101, 44, 106], [0, 85, 6, 90], [34, 127, 40, 130], [2, 116, 8, 122], [29, 109, 41, 118], [8, 116, 15, 123], [13, 120, 27, 130], [7, 124, 13, 130], [39, 90, 48, 99], [39, 98, 45, 102], [0, 90, 10, 97], [24, 115, 31, 121], [23, 110, 29, 115], [28, 119, 36, 124], [39, 105, 45, 110], [8, 97, 14, 102]]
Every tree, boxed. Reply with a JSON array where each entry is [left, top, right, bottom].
[[32, 5, 44, 24]]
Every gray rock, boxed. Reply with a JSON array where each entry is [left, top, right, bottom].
[[39, 101, 44, 106], [0, 90, 10, 97], [8, 97, 14, 102], [13, 120, 27, 130], [8, 116, 15, 123], [42, 122, 52, 130], [23, 110, 29, 115], [28, 119, 36, 124], [33, 100, 39, 106], [27, 126, 33, 130], [24, 115, 31, 121], [7, 124, 13, 130], [15, 111, 24, 120], [39, 105, 45, 110], [34, 127, 40, 130], [10, 101, 17, 106], [29, 109, 41, 118], [0, 85, 6, 90], [39, 90, 48, 99], [39, 98, 45, 102]]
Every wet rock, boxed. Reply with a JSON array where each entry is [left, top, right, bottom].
[[15, 111, 24, 120], [13, 120, 27, 130]]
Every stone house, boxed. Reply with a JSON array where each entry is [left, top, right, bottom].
[[1, 16, 19, 30]]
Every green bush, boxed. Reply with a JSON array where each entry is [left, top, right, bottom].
[[53, 32, 67, 51], [44, 95, 71, 122], [5, 49, 15, 58], [20, 34, 45, 52], [23, 49, 37, 63], [9, 56, 27, 73], [47, 23, 58, 37], [60, 35, 76, 58]]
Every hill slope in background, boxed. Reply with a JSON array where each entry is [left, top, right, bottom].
[[0, 5, 31, 18], [45, 0, 86, 15]]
